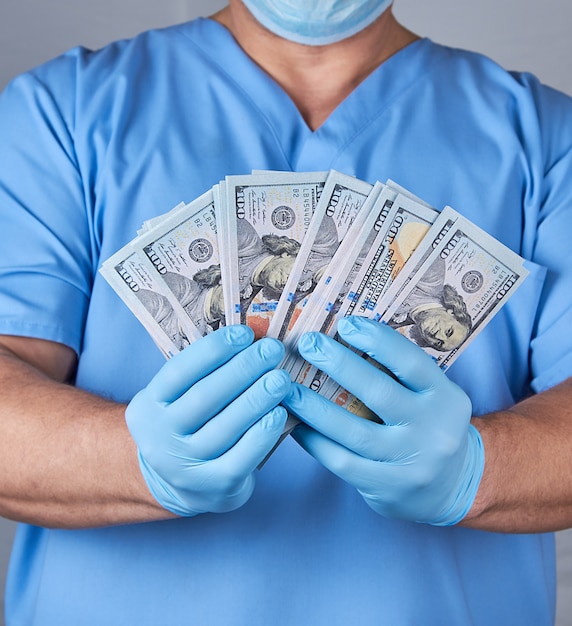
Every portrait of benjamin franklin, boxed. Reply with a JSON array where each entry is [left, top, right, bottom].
[[388, 256, 472, 352]]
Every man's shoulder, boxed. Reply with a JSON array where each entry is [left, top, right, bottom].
[[6, 18, 215, 94]]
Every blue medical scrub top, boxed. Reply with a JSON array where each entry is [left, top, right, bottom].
[[1, 17, 572, 626]]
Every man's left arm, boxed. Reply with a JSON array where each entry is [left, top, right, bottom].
[[464, 379, 572, 532], [282, 316, 572, 533]]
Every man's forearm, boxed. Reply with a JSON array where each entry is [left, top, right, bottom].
[[0, 349, 173, 529], [464, 378, 572, 533]]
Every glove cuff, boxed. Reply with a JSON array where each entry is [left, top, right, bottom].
[[429, 424, 485, 526], [137, 451, 200, 518]]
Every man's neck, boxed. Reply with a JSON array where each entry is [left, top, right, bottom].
[[211, 2, 419, 131]]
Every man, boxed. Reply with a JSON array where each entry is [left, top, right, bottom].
[[0, 1, 571, 624]]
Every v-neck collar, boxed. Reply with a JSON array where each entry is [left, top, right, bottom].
[[180, 18, 436, 170]]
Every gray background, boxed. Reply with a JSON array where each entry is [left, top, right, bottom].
[[1, 0, 571, 624]]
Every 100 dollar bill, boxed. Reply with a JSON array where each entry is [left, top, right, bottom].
[[295, 189, 439, 395], [326, 207, 529, 416], [378, 210, 529, 368], [219, 172, 327, 337], [134, 189, 226, 337], [99, 246, 199, 358], [286, 183, 392, 386], [269, 170, 373, 344]]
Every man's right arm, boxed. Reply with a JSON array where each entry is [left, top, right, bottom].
[[0, 335, 173, 529], [0, 327, 291, 530]]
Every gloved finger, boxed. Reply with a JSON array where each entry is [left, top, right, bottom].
[[337, 317, 472, 428], [283, 383, 403, 461], [196, 406, 289, 498], [184, 369, 291, 460], [146, 325, 255, 403], [337, 316, 443, 392], [168, 338, 286, 433], [296, 331, 415, 424]]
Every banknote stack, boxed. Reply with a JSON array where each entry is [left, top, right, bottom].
[[100, 170, 529, 422]]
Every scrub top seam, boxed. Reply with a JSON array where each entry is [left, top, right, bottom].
[[176, 28, 297, 171], [0, 318, 82, 354]]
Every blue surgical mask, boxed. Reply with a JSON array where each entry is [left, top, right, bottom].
[[241, 0, 394, 46]]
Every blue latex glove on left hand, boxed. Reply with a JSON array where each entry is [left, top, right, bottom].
[[282, 316, 484, 526]]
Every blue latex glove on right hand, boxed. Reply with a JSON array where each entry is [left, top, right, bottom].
[[126, 325, 290, 517]]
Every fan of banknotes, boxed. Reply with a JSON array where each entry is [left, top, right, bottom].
[[100, 169, 529, 419]]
